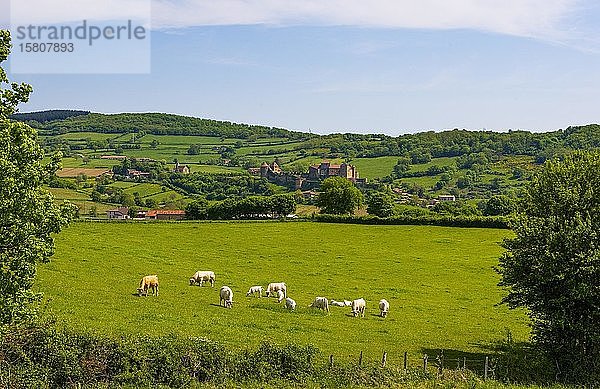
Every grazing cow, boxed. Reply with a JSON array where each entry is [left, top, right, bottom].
[[219, 286, 233, 308], [285, 297, 296, 311], [265, 282, 287, 298], [189, 271, 215, 287], [137, 275, 159, 297], [309, 296, 330, 312], [379, 299, 389, 318], [351, 298, 366, 317], [277, 290, 285, 303], [246, 285, 263, 298], [330, 300, 346, 307]]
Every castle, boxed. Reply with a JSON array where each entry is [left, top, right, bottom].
[[249, 160, 365, 190]]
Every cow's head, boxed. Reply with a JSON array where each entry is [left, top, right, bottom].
[[137, 287, 147, 297], [189, 278, 196, 286]]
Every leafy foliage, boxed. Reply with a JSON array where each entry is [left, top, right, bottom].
[[366, 190, 396, 217], [317, 176, 364, 215], [34, 112, 310, 140], [498, 152, 600, 382], [10, 109, 89, 123], [170, 172, 272, 200], [0, 30, 74, 325]]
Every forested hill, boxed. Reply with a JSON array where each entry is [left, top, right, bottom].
[[13, 110, 600, 160], [11, 110, 90, 123], [16, 111, 310, 140]]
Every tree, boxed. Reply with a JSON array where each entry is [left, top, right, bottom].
[[317, 177, 363, 215], [483, 195, 514, 216], [0, 30, 74, 325], [498, 152, 600, 381], [185, 197, 209, 220], [367, 191, 395, 217], [392, 157, 411, 178]]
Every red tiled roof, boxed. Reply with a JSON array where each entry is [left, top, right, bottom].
[[147, 210, 186, 217]]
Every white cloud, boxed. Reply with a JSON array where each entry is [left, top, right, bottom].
[[9, 0, 581, 43], [151, 0, 578, 41]]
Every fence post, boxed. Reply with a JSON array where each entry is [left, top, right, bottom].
[[381, 352, 387, 368], [329, 354, 334, 368], [359, 351, 363, 367], [463, 357, 466, 370], [423, 354, 428, 374], [403, 351, 408, 371], [484, 356, 489, 380], [437, 350, 444, 375]]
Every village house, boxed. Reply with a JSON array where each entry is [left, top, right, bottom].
[[126, 169, 151, 179], [146, 209, 186, 220], [107, 207, 129, 219]]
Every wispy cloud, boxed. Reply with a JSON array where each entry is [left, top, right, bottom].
[[9, 0, 589, 46], [151, 0, 578, 42]]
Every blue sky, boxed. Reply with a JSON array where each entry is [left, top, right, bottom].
[[4, 0, 600, 135]]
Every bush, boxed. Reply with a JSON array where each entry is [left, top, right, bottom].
[[312, 214, 510, 229]]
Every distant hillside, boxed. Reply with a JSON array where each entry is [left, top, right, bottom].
[[16, 110, 600, 161], [11, 110, 90, 123], [19, 111, 311, 140]]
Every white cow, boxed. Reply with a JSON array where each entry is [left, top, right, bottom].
[[265, 282, 287, 298], [379, 299, 389, 318], [285, 297, 296, 310], [351, 298, 366, 317], [309, 296, 330, 312], [329, 300, 346, 307], [190, 271, 215, 287], [246, 285, 263, 298], [219, 286, 233, 308], [277, 290, 285, 303], [137, 275, 159, 297]]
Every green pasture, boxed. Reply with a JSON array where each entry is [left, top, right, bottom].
[[60, 157, 121, 169], [352, 156, 399, 179], [399, 175, 442, 189], [108, 181, 138, 189], [37, 222, 529, 362], [139, 134, 239, 145], [144, 189, 186, 203], [120, 182, 165, 198], [55, 132, 120, 141], [236, 141, 305, 156], [48, 187, 91, 201], [409, 157, 458, 173], [183, 164, 246, 174]]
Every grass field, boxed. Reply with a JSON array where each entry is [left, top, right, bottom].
[[352, 156, 399, 179], [37, 222, 529, 363]]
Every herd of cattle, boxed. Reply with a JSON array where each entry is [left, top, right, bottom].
[[137, 272, 390, 318]]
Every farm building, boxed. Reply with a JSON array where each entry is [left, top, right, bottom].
[[146, 210, 186, 220], [438, 194, 456, 202], [126, 169, 150, 179], [107, 207, 129, 219]]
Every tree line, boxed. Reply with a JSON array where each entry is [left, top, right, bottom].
[[186, 193, 296, 220]]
